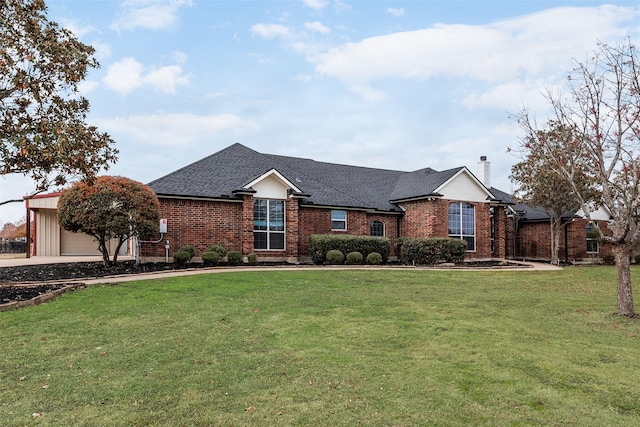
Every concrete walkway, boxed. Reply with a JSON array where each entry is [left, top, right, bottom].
[[0, 255, 563, 287]]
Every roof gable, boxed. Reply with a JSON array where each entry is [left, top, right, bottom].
[[435, 168, 494, 202]]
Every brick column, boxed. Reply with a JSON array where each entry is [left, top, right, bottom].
[[286, 197, 299, 258], [241, 195, 254, 255]]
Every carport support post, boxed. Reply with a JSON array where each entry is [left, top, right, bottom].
[[25, 199, 31, 258]]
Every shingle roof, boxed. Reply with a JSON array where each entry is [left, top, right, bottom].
[[488, 187, 578, 221], [148, 143, 496, 212]]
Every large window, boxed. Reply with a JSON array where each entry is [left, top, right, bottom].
[[370, 220, 385, 237], [331, 210, 347, 230], [253, 199, 285, 250], [586, 223, 599, 253], [448, 202, 475, 251]]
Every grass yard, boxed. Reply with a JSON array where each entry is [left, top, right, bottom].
[[1, 267, 640, 426]]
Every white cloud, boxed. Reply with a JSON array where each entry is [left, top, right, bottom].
[[304, 21, 330, 35], [90, 40, 113, 61], [145, 65, 190, 94], [61, 19, 97, 38], [386, 7, 405, 17], [103, 56, 190, 94], [98, 113, 255, 146], [251, 23, 291, 39], [111, 0, 194, 31], [103, 57, 144, 94], [303, 0, 326, 11], [78, 80, 100, 95], [313, 5, 640, 95]]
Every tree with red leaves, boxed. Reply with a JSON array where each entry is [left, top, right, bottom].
[[57, 176, 160, 265], [0, 0, 117, 206], [511, 121, 597, 265], [516, 38, 640, 317]]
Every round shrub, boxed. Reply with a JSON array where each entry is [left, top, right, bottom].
[[247, 253, 258, 265], [201, 251, 220, 267], [326, 249, 345, 265], [180, 245, 196, 261], [366, 252, 383, 265], [173, 250, 190, 267], [206, 245, 227, 257], [227, 251, 243, 266], [346, 251, 363, 265]]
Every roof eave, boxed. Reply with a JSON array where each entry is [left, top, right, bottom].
[[390, 192, 443, 204]]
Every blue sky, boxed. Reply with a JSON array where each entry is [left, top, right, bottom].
[[2, 0, 640, 224]]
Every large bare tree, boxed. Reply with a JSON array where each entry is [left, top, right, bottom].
[[0, 0, 117, 205], [517, 38, 640, 317]]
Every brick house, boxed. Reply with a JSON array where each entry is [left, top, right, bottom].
[[25, 143, 610, 264], [140, 143, 510, 262]]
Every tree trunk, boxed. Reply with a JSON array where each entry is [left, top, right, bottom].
[[550, 219, 560, 265], [98, 239, 111, 266], [613, 245, 635, 317]]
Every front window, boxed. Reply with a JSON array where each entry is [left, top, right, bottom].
[[331, 210, 347, 230], [586, 223, 599, 253], [253, 199, 285, 250], [448, 202, 475, 251], [370, 220, 385, 237]]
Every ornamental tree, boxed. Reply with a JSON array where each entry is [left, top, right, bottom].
[[516, 38, 640, 317], [57, 176, 160, 265], [510, 121, 597, 265], [0, 0, 118, 204]]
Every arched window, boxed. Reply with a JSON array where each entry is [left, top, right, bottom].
[[370, 220, 385, 237], [448, 202, 475, 251]]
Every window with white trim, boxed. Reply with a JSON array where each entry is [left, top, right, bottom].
[[448, 202, 475, 251], [370, 220, 385, 237], [331, 210, 347, 230], [253, 199, 285, 250], [586, 223, 599, 253]]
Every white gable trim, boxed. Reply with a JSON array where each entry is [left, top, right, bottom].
[[576, 205, 612, 221], [434, 167, 494, 202], [244, 168, 302, 193]]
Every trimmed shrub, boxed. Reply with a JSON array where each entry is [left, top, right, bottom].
[[346, 251, 363, 265], [227, 251, 243, 266], [635, 254, 640, 264], [397, 237, 467, 265], [173, 250, 191, 267], [326, 249, 345, 265], [247, 253, 258, 265], [603, 254, 615, 266], [309, 234, 390, 264], [180, 245, 196, 261], [366, 252, 383, 265], [206, 245, 227, 258], [201, 251, 220, 267]]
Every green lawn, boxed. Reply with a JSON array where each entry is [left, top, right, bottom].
[[1, 267, 639, 426]]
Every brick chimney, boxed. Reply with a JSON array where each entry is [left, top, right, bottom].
[[477, 156, 490, 188]]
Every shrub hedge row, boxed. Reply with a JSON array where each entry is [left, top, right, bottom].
[[310, 234, 391, 264], [397, 237, 467, 265]]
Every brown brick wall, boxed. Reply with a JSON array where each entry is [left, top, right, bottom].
[[142, 196, 561, 263], [516, 218, 611, 262], [398, 199, 493, 258], [141, 197, 243, 258], [298, 206, 400, 256]]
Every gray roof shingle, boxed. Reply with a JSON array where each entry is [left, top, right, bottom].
[[148, 143, 497, 212]]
